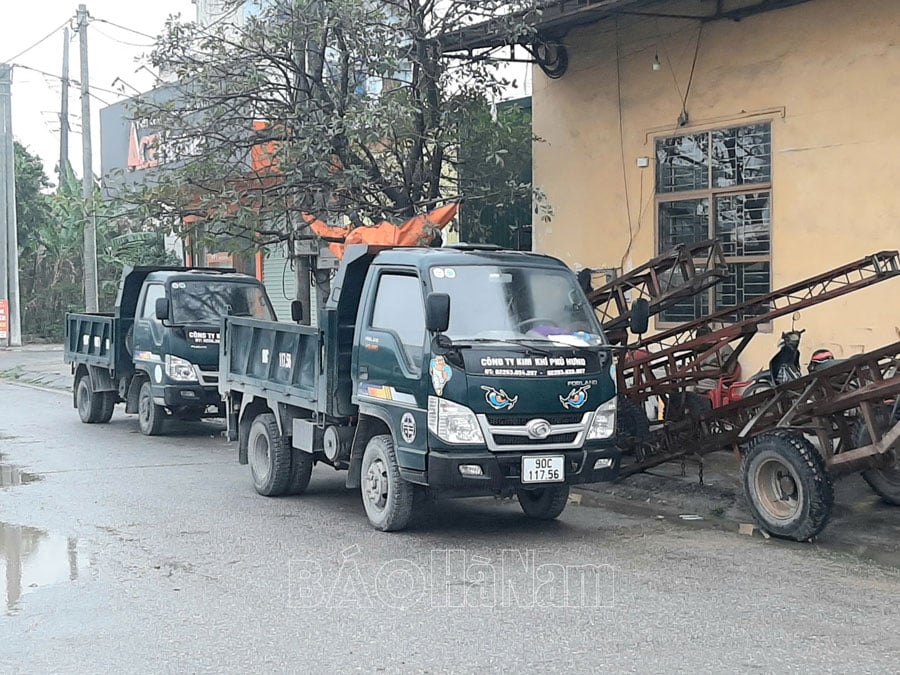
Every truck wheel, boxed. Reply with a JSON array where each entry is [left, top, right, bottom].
[[248, 413, 292, 496], [616, 394, 650, 454], [138, 380, 166, 436], [287, 450, 314, 495], [360, 434, 414, 532], [742, 431, 834, 541], [516, 485, 570, 520], [97, 392, 116, 424], [854, 406, 900, 506], [75, 375, 104, 424]]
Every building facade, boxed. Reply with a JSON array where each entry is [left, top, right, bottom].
[[528, 0, 900, 369]]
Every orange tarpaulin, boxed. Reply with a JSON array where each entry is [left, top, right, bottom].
[[302, 202, 459, 259]]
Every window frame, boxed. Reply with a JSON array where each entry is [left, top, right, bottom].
[[654, 120, 774, 329], [367, 269, 427, 374], [139, 283, 166, 321]]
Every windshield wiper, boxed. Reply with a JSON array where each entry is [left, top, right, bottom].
[[451, 338, 554, 357]]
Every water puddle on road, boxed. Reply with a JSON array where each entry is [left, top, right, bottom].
[[0, 452, 41, 488], [0, 522, 97, 614], [0, 464, 40, 487]]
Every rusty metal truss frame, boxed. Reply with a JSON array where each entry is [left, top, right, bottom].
[[618, 250, 900, 399], [621, 341, 900, 477], [588, 239, 728, 341]]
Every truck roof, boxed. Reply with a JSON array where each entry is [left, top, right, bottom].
[[115, 266, 262, 319], [143, 269, 262, 283], [369, 245, 570, 271]]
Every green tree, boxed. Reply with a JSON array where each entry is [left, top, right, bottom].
[[14, 143, 175, 340], [121, 0, 548, 254], [457, 96, 539, 249]]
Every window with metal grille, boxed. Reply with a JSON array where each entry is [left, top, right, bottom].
[[656, 122, 772, 322]]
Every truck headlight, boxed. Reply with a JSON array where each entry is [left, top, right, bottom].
[[165, 355, 198, 382], [587, 397, 617, 440], [428, 396, 485, 444]]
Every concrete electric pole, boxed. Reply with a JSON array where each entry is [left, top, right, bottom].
[[0, 63, 22, 346], [77, 4, 99, 312], [59, 27, 70, 183]]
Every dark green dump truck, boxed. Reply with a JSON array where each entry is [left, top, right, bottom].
[[221, 245, 647, 531], [65, 266, 275, 435]]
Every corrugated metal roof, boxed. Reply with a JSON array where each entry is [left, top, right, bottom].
[[439, 0, 812, 54]]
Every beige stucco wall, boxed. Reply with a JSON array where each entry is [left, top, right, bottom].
[[532, 0, 900, 372]]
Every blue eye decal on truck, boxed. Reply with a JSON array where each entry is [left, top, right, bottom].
[[560, 384, 591, 409], [480, 385, 519, 410]]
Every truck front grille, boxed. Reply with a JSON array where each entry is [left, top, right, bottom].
[[493, 432, 578, 446], [476, 412, 592, 452], [485, 412, 583, 426]]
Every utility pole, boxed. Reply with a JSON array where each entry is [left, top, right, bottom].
[[78, 4, 99, 312], [0, 63, 22, 346], [59, 27, 70, 183]]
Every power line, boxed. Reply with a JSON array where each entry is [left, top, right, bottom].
[[90, 17, 156, 41], [11, 63, 122, 100], [1, 19, 70, 63], [91, 25, 154, 49]]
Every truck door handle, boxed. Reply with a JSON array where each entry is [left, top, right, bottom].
[[359, 365, 368, 380]]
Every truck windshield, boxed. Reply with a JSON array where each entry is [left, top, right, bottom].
[[429, 265, 604, 344], [169, 281, 275, 324]]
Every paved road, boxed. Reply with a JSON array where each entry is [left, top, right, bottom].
[[1, 382, 898, 673]]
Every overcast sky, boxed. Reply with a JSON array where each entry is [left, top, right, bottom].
[[2, 0, 194, 182]]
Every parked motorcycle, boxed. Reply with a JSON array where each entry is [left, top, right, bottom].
[[742, 317, 837, 397]]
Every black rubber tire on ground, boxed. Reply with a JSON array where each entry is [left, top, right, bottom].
[[516, 484, 570, 520], [742, 430, 834, 541], [360, 434, 415, 532], [138, 380, 166, 436], [286, 449, 315, 495], [75, 374, 105, 424], [97, 392, 116, 424], [248, 412, 292, 496], [853, 405, 900, 506], [664, 391, 712, 423], [616, 394, 650, 455]]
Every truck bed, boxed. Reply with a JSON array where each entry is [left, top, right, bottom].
[[64, 313, 118, 371], [220, 317, 322, 412]]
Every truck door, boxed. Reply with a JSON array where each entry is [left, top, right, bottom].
[[360, 272, 427, 404], [133, 283, 167, 356]]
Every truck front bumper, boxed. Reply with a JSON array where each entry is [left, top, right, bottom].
[[156, 384, 223, 412], [420, 445, 620, 497]]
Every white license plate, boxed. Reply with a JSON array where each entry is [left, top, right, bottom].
[[521, 456, 565, 484]]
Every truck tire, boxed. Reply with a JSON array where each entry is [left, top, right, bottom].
[[97, 392, 116, 424], [616, 394, 650, 454], [854, 405, 900, 506], [138, 380, 166, 436], [76, 374, 105, 424], [517, 485, 570, 520], [360, 434, 414, 532], [287, 450, 314, 495], [248, 413, 292, 496], [742, 430, 834, 541]]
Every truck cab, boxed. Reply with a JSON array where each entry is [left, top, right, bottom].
[[349, 247, 619, 496], [222, 245, 624, 531]]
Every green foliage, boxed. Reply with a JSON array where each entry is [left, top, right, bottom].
[[14, 143, 177, 341], [121, 0, 546, 253], [456, 97, 546, 249]]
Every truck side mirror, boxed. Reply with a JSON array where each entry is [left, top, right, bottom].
[[155, 297, 170, 321], [290, 300, 304, 323], [629, 298, 650, 335], [425, 293, 450, 333]]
